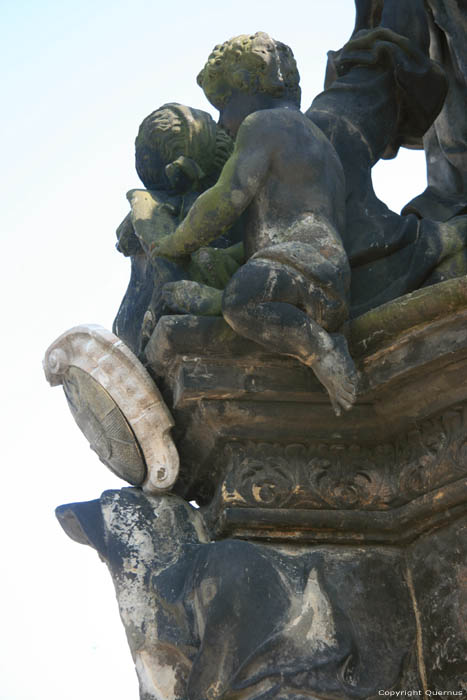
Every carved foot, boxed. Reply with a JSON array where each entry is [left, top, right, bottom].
[[309, 332, 359, 416]]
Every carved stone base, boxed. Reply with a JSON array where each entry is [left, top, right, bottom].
[[53, 280, 467, 698], [57, 491, 467, 698], [144, 278, 467, 544]]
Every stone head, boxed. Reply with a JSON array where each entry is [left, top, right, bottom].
[[197, 32, 301, 134], [135, 103, 232, 193], [56, 487, 209, 568]]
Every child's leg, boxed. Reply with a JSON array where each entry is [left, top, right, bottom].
[[222, 260, 359, 415], [162, 280, 223, 316]]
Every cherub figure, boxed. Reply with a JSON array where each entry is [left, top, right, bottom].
[[152, 33, 359, 415], [114, 103, 242, 355]]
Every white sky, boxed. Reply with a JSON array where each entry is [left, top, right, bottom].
[[1, 1, 427, 698]]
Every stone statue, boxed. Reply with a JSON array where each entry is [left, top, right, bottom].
[[113, 103, 242, 356], [46, 3, 467, 697], [57, 487, 422, 700], [306, 0, 467, 316], [355, 0, 467, 224], [151, 34, 359, 416]]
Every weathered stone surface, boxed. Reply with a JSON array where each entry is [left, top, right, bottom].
[[406, 516, 467, 692], [57, 489, 209, 700], [49, 4, 467, 697], [44, 324, 179, 492], [113, 103, 239, 357], [144, 278, 467, 526], [403, 0, 467, 222], [57, 488, 422, 700], [307, 3, 467, 317], [151, 32, 359, 417]]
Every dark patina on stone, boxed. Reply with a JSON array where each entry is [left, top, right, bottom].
[[144, 277, 467, 542], [50, 3, 467, 697], [133, 275, 467, 696]]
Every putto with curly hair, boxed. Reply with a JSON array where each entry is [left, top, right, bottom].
[[197, 32, 301, 110], [153, 34, 360, 415], [135, 103, 233, 191], [153, 33, 359, 415]]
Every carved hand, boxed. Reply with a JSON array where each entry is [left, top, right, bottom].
[[189, 246, 241, 288], [149, 234, 187, 261]]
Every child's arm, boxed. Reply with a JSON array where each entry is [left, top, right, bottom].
[[150, 114, 270, 260]]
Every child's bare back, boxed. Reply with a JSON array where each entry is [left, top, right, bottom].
[[238, 107, 346, 258]]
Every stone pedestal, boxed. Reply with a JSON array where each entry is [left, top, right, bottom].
[[139, 277, 467, 693], [145, 278, 467, 540], [53, 279, 467, 698]]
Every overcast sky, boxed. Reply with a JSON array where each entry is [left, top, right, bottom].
[[1, 1, 427, 698]]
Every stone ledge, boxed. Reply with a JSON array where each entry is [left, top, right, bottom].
[[145, 277, 467, 433], [143, 278, 467, 540], [214, 478, 467, 544]]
